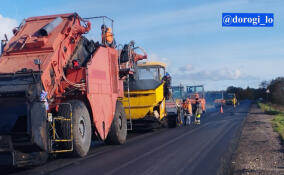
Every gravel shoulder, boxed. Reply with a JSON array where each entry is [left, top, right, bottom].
[[231, 104, 284, 175]]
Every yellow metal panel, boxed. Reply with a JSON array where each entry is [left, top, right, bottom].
[[137, 61, 167, 68], [159, 98, 166, 119], [123, 83, 165, 120]]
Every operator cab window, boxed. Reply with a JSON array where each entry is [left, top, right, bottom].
[[187, 87, 195, 93], [136, 66, 164, 82]]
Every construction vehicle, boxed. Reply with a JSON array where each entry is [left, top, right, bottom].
[[214, 99, 226, 107], [172, 85, 185, 100], [186, 85, 206, 113], [122, 62, 180, 129], [214, 91, 226, 107], [225, 93, 237, 106], [172, 85, 185, 106], [0, 13, 146, 167], [171, 85, 185, 125]]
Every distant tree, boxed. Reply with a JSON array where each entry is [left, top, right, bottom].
[[245, 87, 255, 100], [226, 85, 266, 101], [259, 80, 270, 89], [267, 77, 284, 105]]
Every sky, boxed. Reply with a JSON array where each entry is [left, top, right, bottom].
[[0, 0, 283, 90]]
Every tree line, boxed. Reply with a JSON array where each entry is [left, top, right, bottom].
[[226, 77, 284, 105]]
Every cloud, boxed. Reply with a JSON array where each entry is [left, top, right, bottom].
[[157, 37, 284, 81], [147, 53, 171, 67], [179, 64, 194, 72], [0, 14, 18, 40], [143, 53, 182, 75], [118, 0, 246, 31], [186, 38, 284, 62], [116, 0, 252, 42], [175, 68, 257, 81]]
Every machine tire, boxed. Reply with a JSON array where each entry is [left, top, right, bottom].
[[105, 101, 127, 145], [167, 108, 180, 128], [60, 100, 92, 157], [168, 116, 177, 128], [161, 117, 168, 128]]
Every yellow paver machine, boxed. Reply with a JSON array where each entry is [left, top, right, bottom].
[[123, 62, 180, 130]]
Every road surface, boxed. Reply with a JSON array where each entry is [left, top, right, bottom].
[[9, 101, 251, 175]]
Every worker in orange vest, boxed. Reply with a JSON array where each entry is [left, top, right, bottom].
[[193, 95, 202, 125], [182, 98, 192, 126], [101, 24, 114, 47]]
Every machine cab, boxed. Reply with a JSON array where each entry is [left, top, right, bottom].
[[135, 62, 166, 82], [128, 62, 166, 91], [172, 85, 185, 100], [186, 85, 205, 99]]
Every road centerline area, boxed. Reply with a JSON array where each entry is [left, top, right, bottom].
[[105, 123, 211, 175]]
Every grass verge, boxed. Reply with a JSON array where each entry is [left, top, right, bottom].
[[272, 115, 284, 141], [258, 102, 284, 140]]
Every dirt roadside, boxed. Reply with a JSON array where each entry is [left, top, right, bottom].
[[231, 104, 284, 175]]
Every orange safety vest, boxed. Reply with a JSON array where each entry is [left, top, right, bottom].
[[102, 27, 113, 44], [183, 99, 192, 114]]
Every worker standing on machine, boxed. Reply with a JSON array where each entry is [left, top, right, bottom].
[[163, 72, 172, 100], [101, 24, 114, 47]]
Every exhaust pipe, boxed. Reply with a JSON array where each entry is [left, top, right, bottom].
[[39, 17, 63, 36]]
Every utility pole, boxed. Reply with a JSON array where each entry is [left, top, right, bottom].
[[266, 89, 270, 103]]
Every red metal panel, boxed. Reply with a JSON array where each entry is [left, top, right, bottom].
[[110, 53, 118, 93], [0, 13, 88, 99], [87, 47, 118, 140]]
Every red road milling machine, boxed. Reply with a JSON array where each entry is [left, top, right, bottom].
[[0, 13, 146, 167]]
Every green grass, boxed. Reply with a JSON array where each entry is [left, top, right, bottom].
[[258, 102, 284, 140], [258, 102, 281, 115], [272, 115, 284, 140]]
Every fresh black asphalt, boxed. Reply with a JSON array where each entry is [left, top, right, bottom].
[[10, 101, 251, 175]]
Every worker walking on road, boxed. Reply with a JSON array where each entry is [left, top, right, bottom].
[[192, 94, 203, 125], [195, 109, 201, 124], [233, 96, 237, 108]]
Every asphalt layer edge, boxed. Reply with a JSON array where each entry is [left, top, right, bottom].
[[217, 102, 252, 175]]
